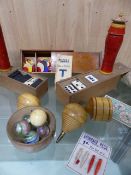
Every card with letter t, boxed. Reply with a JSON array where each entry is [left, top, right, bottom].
[[55, 54, 73, 83]]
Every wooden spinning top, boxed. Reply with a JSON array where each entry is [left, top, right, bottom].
[[56, 103, 88, 143], [87, 97, 113, 121]]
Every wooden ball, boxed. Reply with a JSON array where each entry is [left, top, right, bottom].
[[17, 93, 40, 109], [30, 109, 47, 127]]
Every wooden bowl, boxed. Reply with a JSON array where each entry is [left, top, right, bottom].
[[7, 106, 56, 153]]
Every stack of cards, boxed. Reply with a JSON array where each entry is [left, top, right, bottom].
[[105, 95, 131, 128]]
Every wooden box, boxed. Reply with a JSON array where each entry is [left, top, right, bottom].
[[0, 69, 48, 97], [72, 51, 101, 73], [56, 63, 130, 104], [21, 50, 101, 74]]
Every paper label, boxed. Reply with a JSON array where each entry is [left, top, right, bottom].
[[105, 95, 131, 128], [24, 77, 38, 86], [85, 75, 98, 83], [55, 54, 73, 83], [67, 132, 111, 175]]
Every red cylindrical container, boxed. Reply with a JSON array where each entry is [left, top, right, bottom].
[[0, 24, 11, 71], [101, 15, 126, 74]]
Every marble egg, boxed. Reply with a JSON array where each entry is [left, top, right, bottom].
[[30, 109, 47, 127], [37, 125, 50, 138], [22, 114, 30, 122], [14, 120, 31, 137], [17, 93, 40, 110], [24, 131, 39, 144]]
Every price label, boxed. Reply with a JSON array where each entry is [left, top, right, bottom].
[[67, 132, 111, 175]]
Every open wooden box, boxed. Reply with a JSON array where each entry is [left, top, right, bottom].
[[0, 69, 48, 97], [21, 50, 102, 74], [56, 63, 130, 104]]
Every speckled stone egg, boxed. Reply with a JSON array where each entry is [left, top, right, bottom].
[[30, 109, 47, 127], [24, 131, 39, 144], [17, 93, 40, 110], [37, 125, 50, 137], [14, 120, 31, 137]]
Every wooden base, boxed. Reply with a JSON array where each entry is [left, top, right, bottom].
[[99, 70, 112, 75], [0, 66, 12, 72]]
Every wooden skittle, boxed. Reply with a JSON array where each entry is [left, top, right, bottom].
[[87, 155, 96, 173], [94, 159, 103, 175]]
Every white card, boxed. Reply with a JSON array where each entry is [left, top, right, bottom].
[[55, 54, 73, 83], [24, 77, 38, 86], [85, 75, 98, 83], [67, 132, 111, 175], [71, 79, 86, 90], [65, 84, 78, 94]]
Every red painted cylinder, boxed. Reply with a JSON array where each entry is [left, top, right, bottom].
[[101, 15, 126, 74], [0, 24, 11, 71]]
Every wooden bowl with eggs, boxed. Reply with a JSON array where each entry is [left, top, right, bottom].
[[6, 106, 56, 152]]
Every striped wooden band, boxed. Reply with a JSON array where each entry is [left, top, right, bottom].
[[99, 70, 112, 75], [107, 98, 113, 120], [87, 97, 97, 119], [0, 67, 11, 71], [95, 97, 103, 121], [111, 23, 125, 28], [102, 98, 110, 121], [92, 97, 97, 120]]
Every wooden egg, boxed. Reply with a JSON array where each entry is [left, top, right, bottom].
[[24, 131, 39, 144], [30, 109, 47, 127], [56, 103, 88, 143], [14, 120, 31, 137], [17, 93, 40, 109]]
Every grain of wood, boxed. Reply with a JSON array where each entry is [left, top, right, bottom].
[[0, 0, 131, 67]]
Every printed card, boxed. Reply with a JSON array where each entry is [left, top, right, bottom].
[[105, 95, 131, 128], [85, 75, 98, 83], [55, 54, 73, 83], [67, 132, 111, 175]]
